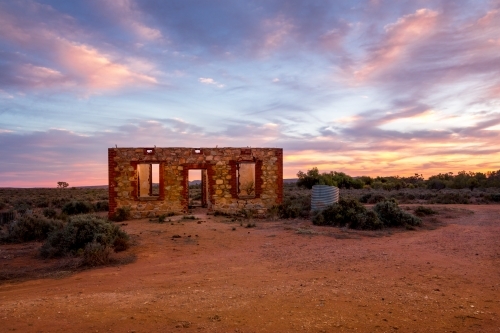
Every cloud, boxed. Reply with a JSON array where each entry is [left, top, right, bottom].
[[353, 8, 439, 83], [0, 1, 158, 92], [349, 5, 500, 104], [134, 1, 351, 59], [198, 77, 224, 88], [99, 0, 163, 41]]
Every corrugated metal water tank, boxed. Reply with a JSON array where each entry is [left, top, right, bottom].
[[311, 185, 339, 211]]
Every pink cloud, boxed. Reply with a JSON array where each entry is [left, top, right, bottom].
[[0, 1, 158, 92], [353, 8, 438, 83], [56, 41, 157, 90]]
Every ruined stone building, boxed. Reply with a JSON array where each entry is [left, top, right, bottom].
[[108, 147, 283, 219]]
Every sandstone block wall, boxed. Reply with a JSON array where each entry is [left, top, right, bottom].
[[108, 147, 283, 219]]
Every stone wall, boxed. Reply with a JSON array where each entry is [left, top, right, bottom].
[[108, 147, 283, 219]]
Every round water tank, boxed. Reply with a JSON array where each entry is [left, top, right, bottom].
[[311, 185, 339, 211]]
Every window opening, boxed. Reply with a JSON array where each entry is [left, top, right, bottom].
[[188, 169, 202, 207], [237, 163, 255, 198], [137, 163, 159, 198]]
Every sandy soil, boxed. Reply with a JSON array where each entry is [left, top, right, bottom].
[[0, 205, 499, 333]]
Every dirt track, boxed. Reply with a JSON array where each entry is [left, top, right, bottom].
[[1, 205, 499, 332]]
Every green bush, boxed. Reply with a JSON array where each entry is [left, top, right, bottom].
[[373, 199, 421, 227], [485, 193, 500, 202], [368, 194, 386, 204], [359, 193, 372, 203], [35, 198, 50, 208], [82, 241, 111, 267], [312, 198, 382, 230], [430, 193, 470, 204], [93, 200, 109, 212], [62, 201, 93, 215], [40, 214, 129, 258], [3, 215, 63, 242], [278, 193, 311, 218], [414, 206, 438, 216], [111, 206, 130, 222], [15, 203, 32, 215], [51, 197, 70, 208], [43, 207, 58, 219]]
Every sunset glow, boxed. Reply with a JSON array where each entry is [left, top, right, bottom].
[[0, 0, 499, 187]]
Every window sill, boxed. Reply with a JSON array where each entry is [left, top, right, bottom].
[[138, 196, 160, 201]]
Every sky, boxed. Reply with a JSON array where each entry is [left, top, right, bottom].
[[1, 0, 500, 187]]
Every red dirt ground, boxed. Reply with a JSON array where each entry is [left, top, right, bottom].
[[1, 205, 499, 332]]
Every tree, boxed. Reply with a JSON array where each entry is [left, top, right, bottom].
[[57, 181, 69, 189]]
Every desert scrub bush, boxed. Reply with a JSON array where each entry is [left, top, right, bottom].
[[312, 198, 383, 230], [430, 192, 470, 204], [51, 197, 70, 208], [93, 200, 109, 212], [485, 193, 500, 202], [42, 207, 58, 219], [3, 214, 63, 243], [15, 203, 32, 215], [40, 214, 129, 258], [368, 193, 387, 204], [278, 192, 311, 218], [82, 241, 112, 267], [35, 198, 50, 208], [414, 206, 438, 216], [359, 193, 372, 203], [373, 199, 421, 227], [156, 212, 175, 222], [267, 205, 280, 220], [62, 200, 93, 215], [111, 206, 131, 222]]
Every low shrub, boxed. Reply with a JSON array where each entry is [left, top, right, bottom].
[[155, 212, 176, 223], [368, 194, 387, 204], [40, 214, 129, 258], [35, 199, 50, 208], [312, 198, 383, 230], [51, 197, 70, 208], [278, 194, 311, 219], [430, 193, 470, 204], [15, 203, 32, 215], [359, 193, 372, 203], [3, 215, 63, 242], [111, 206, 130, 222], [373, 199, 421, 227], [93, 200, 109, 212], [414, 206, 438, 216], [82, 241, 112, 267], [62, 201, 93, 215], [485, 193, 500, 202], [43, 207, 58, 219]]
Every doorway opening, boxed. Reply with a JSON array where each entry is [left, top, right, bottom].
[[188, 169, 208, 208]]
